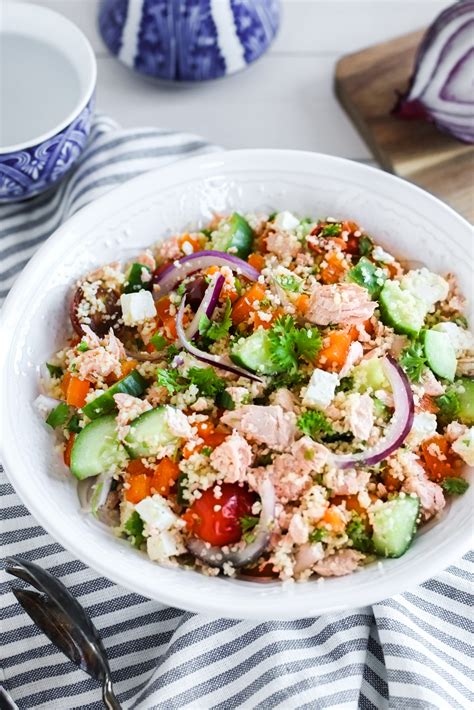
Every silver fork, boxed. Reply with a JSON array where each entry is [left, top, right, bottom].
[[5, 557, 122, 710]]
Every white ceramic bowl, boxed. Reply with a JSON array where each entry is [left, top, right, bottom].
[[1, 150, 472, 619]]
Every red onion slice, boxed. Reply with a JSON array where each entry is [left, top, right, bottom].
[[186, 273, 225, 340], [154, 251, 259, 297], [332, 355, 414, 470], [186, 477, 276, 569], [176, 296, 263, 383]]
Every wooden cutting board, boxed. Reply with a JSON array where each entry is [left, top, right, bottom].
[[335, 30, 474, 223]]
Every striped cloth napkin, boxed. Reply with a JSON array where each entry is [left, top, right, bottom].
[[1, 116, 472, 710]]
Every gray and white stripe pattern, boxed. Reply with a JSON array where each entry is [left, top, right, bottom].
[[1, 118, 473, 709]]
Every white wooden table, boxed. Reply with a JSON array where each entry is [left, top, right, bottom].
[[24, 0, 450, 160]]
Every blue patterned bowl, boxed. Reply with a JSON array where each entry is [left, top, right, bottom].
[[0, 3, 96, 203], [99, 0, 280, 82]]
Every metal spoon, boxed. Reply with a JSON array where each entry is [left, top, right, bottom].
[[5, 557, 121, 710]]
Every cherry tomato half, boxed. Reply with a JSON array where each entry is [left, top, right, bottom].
[[186, 483, 256, 546]]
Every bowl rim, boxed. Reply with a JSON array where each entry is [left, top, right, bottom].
[[0, 149, 472, 619], [0, 2, 97, 154]]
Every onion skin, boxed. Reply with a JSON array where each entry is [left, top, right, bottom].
[[332, 355, 414, 470], [393, 1, 474, 143], [186, 478, 276, 569]]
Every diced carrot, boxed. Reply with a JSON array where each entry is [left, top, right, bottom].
[[418, 394, 439, 415], [253, 306, 283, 330], [331, 494, 372, 529], [421, 435, 460, 482], [196, 421, 228, 448], [182, 442, 201, 459], [63, 434, 75, 467], [205, 265, 220, 276], [66, 376, 91, 408], [231, 282, 266, 325], [319, 252, 349, 284], [205, 431, 228, 448], [127, 459, 151, 476], [145, 342, 156, 353], [150, 457, 180, 497], [319, 506, 346, 534], [181, 510, 198, 532], [179, 233, 201, 253], [126, 473, 151, 504], [120, 359, 138, 377], [330, 237, 347, 251], [317, 331, 351, 371], [61, 371, 72, 398], [155, 296, 172, 322], [381, 472, 402, 493], [386, 261, 401, 279], [296, 294, 309, 314], [248, 253, 265, 271], [162, 315, 177, 341]]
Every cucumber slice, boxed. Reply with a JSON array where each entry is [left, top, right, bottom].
[[372, 495, 419, 558], [456, 378, 474, 425], [230, 329, 282, 375], [379, 280, 427, 336], [82, 370, 147, 419], [423, 329, 457, 382], [123, 262, 152, 294], [211, 213, 254, 259], [125, 406, 180, 458], [70, 415, 127, 480], [347, 257, 386, 297]]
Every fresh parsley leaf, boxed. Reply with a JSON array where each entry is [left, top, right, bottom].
[[436, 390, 460, 420], [240, 515, 259, 533], [201, 446, 212, 456], [166, 345, 180, 363], [67, 414, 82, 433], [268, 211, 277, 221], [201, 228, 213, 238], [77, 340, 89, 352], [275, 271, 302, 293], [46, 402, 69, 429], [269, 370, 307, 391], [358, 235, 374, 256], [199, 298, 232, 341], [338, 376, 354, 393], [124, 511, 145, 548], [346, 515, 372, 552], [320, 223, 342, 237], [46, 363, 63, 378], [157, 368, 186, 394], [150, 332, 167, 351], [297, 410, 335, 440], [268, 316, 321, 372], [399, 341, 427, 382], [188, 367, 226, 397], [441, 477, 469, 495], [309, 528, 326, 543], [216, 390, 235, 411]]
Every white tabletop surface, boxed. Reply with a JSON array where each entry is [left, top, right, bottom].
[[13, 0, 450, 161]]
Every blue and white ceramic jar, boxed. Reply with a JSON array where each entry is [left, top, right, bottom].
[[99, 0, 280, 82]]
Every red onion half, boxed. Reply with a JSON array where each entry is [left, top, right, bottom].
[[176, 296, 263, 383], [186, 273, 225, 340], [393, 1, 474, 143], [186, 477, 276, 569], [154, 251, 260, 297], [332, 355, 414, 470]]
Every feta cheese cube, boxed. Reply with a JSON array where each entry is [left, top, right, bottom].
[[273, 211, 300, 232], [302, 368, 338, 409], [451, 427, 474, 466], [400, 268, 449, 311], [433, 322, 474, 356], [147, 529, 185, 562], [372, 245, 395, 264], [135, 494, 178, 531], [120, 290, 156, 326], [406, 412, 438, 447]]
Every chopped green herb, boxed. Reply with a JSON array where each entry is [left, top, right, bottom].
[[268, 211, 277, 221], [188, 367, 226, 397], [199, 298, 232, 341], [77, 340, 89, 353], [453, 315, 468, 329], [275, 271, 302, 293], [346, 515, 372, 552], [201, 446, 212, 456], [358, 235, 374, 256], [176, 473, 189, 505], [308, 528, 326, 543], [255, 452, 273, 466], [441, 477, 469, 495], [338, 376, 354, 393], [150, 332, 167, 351], [157, 368, 186, 394], [46, 363, 63, 378], [201, 228, 212, 238], [124, 511, 145, 548], [268, 315, 321, 372], [320, 223, 342, 237], [347, 256, 386, 297], [399, 341, 427, 382], [46, 402, 69, 429], [216, 390, 235, 411], [67, 414, 82, 433], [234, 277, 243, 296], [177, 282, 187, 296], [166, 345, 180, 363], [436, 390, 460, 420], [297, 410, 335, 440], [240, 515, 259, 533]]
